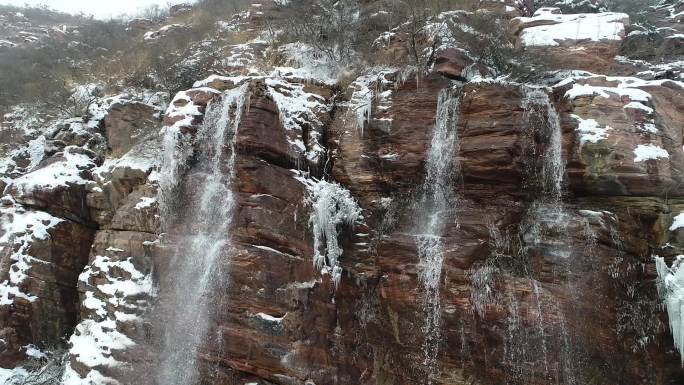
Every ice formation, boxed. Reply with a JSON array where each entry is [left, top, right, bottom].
[[306, 179, 361, 287], [655, 256, 684, 363]]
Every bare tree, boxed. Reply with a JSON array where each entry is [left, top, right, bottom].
[[8, 349, 67, 385], [42, 79, 100, 118], [278, 0, 362, 64]]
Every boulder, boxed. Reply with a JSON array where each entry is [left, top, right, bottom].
[[104, 102, 159, 158], [169, 3, 193, 17], [0, 204, 94, 366], [554, 75, 684, 197], [126, 18, 156, 31]]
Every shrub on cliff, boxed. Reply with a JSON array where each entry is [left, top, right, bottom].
[[5, 348, 67, 385], [277, 0, 362, 64], [449, 11, 551, 79]]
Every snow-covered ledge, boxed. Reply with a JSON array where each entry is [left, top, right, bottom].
[[511, 7, 629, 47]]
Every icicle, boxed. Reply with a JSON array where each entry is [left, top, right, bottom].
[[307, 179, 361, 288], [655, 255, 684, 364]]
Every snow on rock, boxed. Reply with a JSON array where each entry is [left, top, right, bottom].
[[78, 255, 155, 321], [556, 75, 684, 152], [670, 212, 684, 231], [0, 367, 29, 384], [655, 255, 684, 363], [348, 67, 398, 135], [67, 319, 134, 368], [271, 42, 339, 86], [225, 44, 257, 69], [23, 344, 47, 359], [255, 312, 285, 323], [633, 144, 669, 162], [143, 24, 189, 41], [9, 146, 96, 194], [1, 104, 48, 137], [572, 115, 612, 145], [624, 101, 654, 114], [93, 136, 160, 183], [192, 74, 251, 90], [164, 89, 212, 129], [266, 77, 330, 161], [512, 8, 629, 47], [65, 253, 156, 384], [296, 174, 362, 287], [0, 200, 63, 305], [0, 135, 47, 182], [134, 197, 156, 210], [558, 75, 684, 102], [87, 89, 167, 130], [62, 365, 119, 385], [563, 78, 653, 102]]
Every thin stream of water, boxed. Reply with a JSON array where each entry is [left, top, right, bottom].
[[416, 85, 462, 383]]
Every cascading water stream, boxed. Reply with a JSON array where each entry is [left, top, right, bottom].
[[156, 84, 248, 385], [416, 85, 462, 383], [522, 88, 565, 207], [520, 87, 569, 255], [499, 88, 571, 383]]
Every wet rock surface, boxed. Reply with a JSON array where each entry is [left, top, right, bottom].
[[1, 2, 684, 385]]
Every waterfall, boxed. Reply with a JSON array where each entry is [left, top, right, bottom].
[[520, 88, 569, 250], [522, 88, 565, 206], [531, 280, 550, 375], [510, 87, 571, 383], [156, 84, 248, 385], [416, 86, 462, 383]]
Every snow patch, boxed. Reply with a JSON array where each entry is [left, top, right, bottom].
[[514, 9, 628, 47], [0, 203, 63, 305], [572, 115, 612, 145], [68, 319, 134, 368], [265, 78, 329, 161], [10, 146, 96, 193], [23, 344, 46, 359], [624, 101, 654, 114], [348, 67, 397, 135], [256, 312, 285, 323], [670, 212, 684, 231], [273, 43, 339, 86], [633, 144, 669, 162], [66, 254, 156, 382], [134, 197, 156, 210]]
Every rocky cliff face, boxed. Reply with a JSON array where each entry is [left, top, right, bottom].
[[1, 1, 684, 385]]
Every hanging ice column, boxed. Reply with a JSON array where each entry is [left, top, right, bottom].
[[305, 178, 361, 288], [416, 86, 462, 382], [156, 84, 248, 385], [655, 255, 684, 363]]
